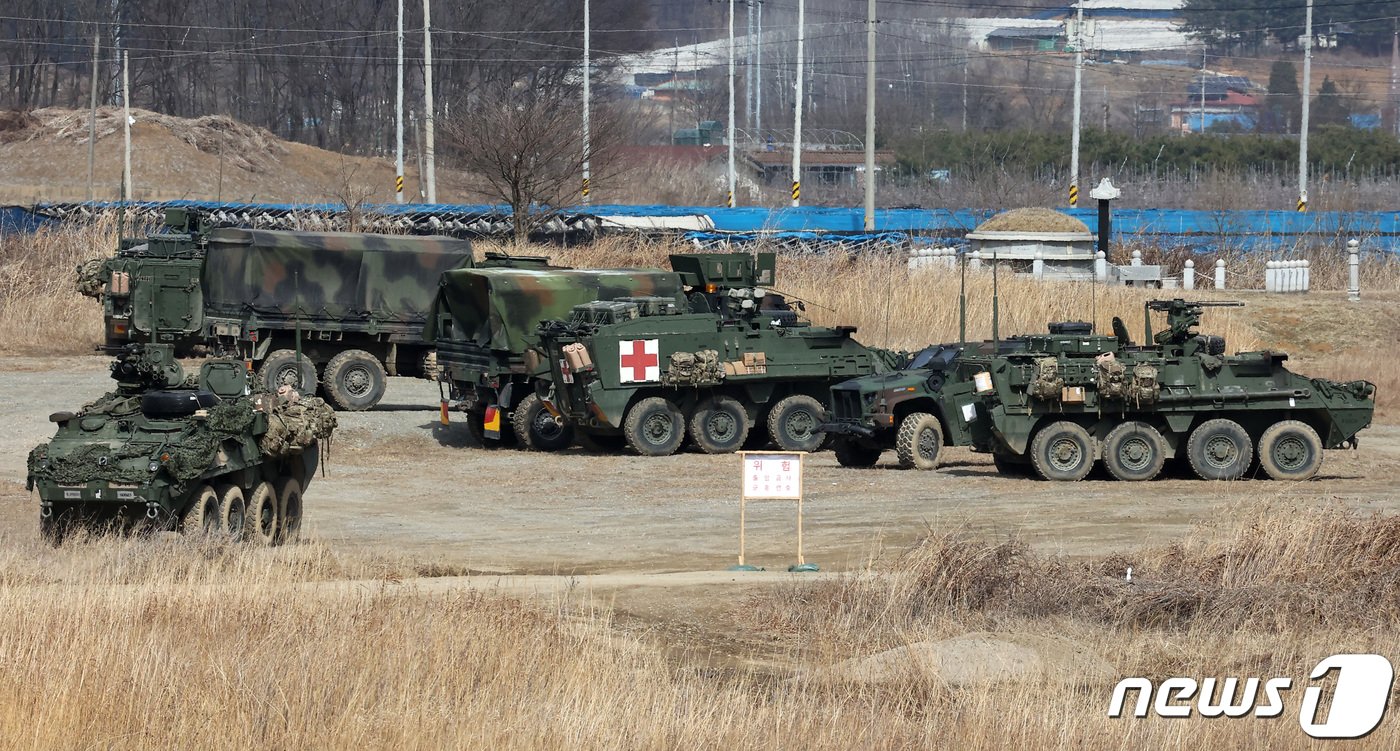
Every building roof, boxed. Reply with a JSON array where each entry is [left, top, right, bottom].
[[988, 26, 1062, 39], [744, 150, 897, 168], [1169, 91, 1259, 109]]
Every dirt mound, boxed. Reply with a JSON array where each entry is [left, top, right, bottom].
[[0, 110, 41, 143], [815, 632, 1114, 687], [975, 207, 1090, 234], [25, 107, 287, 175]]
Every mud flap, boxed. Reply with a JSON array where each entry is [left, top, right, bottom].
[[483, 405, 502, 439]]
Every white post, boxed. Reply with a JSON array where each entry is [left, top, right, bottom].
[[422, 0, 437, 204], [791, 0, 805, 207], [970, 249, 982, 270], [395, 0, 405, 204], [863, 0, 876, 231], [1302, 259, 1311, 292], [755, 0, 763, 139], [583, 0, 592, 205], [1130, 249, 1142, 266], [1299, 0, 1313, 212], [726, 0, 736, 207], [121, 50, 132, 203], [1069, 0, 1083, 207], [1094, 250, 1107, 281], [1265, 260, 1277, 292], [1215, 258, 1226, 290], [1033, 249, 1044, 280], [1347, 238, 1361, 301], [1183, 259, 1195, 290]]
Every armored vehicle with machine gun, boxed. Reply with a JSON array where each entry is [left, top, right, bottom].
[[26, 343, 336, 544], [823, 299, 1375, 482], [428, 265, 686, 450], [534, 252, 902, 456], [76, 208, 532, 412]]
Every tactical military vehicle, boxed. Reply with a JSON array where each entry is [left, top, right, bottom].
[[428, 266, 685, 449], [823, 299, 1376, 482], [26, 343, 336, 544], [534, 252, 901, 456], [77, 208, 516, 411]]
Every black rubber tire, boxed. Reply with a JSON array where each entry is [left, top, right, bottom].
[[216, 484, 247, 542], [1029, 421, 1096, 482], [511, 393, 575, 452], [623, 396, 686, 457], [576, 431, 627, 453], [141, 389, 219, 419], [767, 394, 828, 452], [895, 412, 944, 470], [256, 350, 318, 395], [992, 453, 1034, 476], [1187, 418, 1254, 481], [833, 437, 882, 468], [182, 484, 222, 536], [275, 476, 303, 544], [688, 396, 751, 454], [1102, 421, 1168, 482], [1257, 420, 1324, 481], [244, 481, 279, 546], [322, 349, 387, 411]]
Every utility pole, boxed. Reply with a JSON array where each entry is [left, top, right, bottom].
[[121, 50, 132, 203], [669, 39, 678, 142], [746, 0, 756, 134], [1069, 0, 1084, 207], [1198, 48, 1207, 132], [756, 0, 763, 140], [727, 0, 736, 207], [1390, 19, 1398, 136], [1299, 0, 1312, 212], [423, 0, 437, 204], [86, 33, 99, 202], [1102, 84, 1109, 130], [791, 0, 805, 207], [583, 0, 592, 204], [863, 0, 876, 231], [962, 55, 969, 132], [395, 0, 404, 203]]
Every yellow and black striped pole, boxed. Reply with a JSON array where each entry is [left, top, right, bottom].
[[791, 180, 801, 203], [726, 190, 734, 208], [395, 174, 404, 198], [1297, 196, 1307, 212], [581, 177, 590, 200], [1068, 182, 1079, 208]]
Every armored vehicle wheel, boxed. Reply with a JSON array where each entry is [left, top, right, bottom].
[[992, 453, 1034, 476], [1258, 420, 1324, 481], [512, 393, 575, 452], [1030, 421, 1095, 482], [244, 481, 279, 546], [1187, 419, 1253, 481], [216, 485, 247, 542], [623, 397, 686, 456], [895, 412, 943, 470], [322, 350, 387, 411], [275, 477, 303, 544], [767, 395, 828, 453], [833, 437, 882, 468], [181, 484, 222, 536], [1102, 422, 1168, 482], [576, 430, 627, 453], [257, 350, 318, 396], [689, 396, 750, 454]]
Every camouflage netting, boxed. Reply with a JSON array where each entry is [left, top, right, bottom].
[[663, 350, 724, 387], [76, 258, 108, 298], [974, 208, 1090, 234], [260, 389, 337, 458], [29, 440, 153, 485]]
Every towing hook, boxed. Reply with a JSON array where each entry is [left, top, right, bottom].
[[146, 503, 161, 519], [39, 504, 53, 519]]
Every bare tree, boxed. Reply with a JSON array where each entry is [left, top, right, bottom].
[[441, 80, 631, 241]]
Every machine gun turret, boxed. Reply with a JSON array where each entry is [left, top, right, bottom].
[[1145, 298, 1244, 351], [109, 343, 186, 393]]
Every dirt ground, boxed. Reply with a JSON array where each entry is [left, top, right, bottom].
[[4, 356, 1397, 575]]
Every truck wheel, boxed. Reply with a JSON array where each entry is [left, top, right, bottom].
[[216, 485, 247, 542], [623, 397, 685, 456], [689, 396, 750, 454], [257, 350, 318, 395], [833, 437, 882, 468], [895, 412, 944, 470], [244, 481, 279, 546], [275, 477, 303, 544], [1102, 421, 1167, 482], [182, 484, 222, 536], [1258, 420, 1323, 481], [767, 395, 828, 452], [1187, 419, 1253, 481], [1030, 421, 1095, 482], [322, 349, 387, 411], [512, 393, 575, 452]]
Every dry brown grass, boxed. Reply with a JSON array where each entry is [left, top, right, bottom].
[[0, 217, 114, 355]]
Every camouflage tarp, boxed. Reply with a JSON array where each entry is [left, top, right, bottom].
[[425, 267, 684, 352], [202, 229, 474, 323]]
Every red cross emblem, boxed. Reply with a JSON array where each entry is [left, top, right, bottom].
[[619, 339, 659, 383]]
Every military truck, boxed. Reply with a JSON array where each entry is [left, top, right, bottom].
[[79, 209, 502, 411], [26, 343, 336, 544], [823, 300, 1376, 482], [428, 266, 686, 449], [534, 252, 901, 456]]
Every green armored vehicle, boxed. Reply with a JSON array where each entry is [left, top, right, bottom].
[[428, 265, 685, 449], [824, 299, 1376, 482], [535, 252, 900, 456], [78, 209, 501, 411], [26, 344, 336, 544]]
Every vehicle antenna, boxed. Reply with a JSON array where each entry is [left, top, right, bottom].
[[991, 248, 999, 346], [958, 247, 967, 348]]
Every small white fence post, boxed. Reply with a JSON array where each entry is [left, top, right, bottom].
[[1302, 259, 1310, 292], [1265, 260, 1277, 292], [1033, 249, 1044, 280], [1182, 259, 1195, 290], [1094, 251, 1107, 281], [1214, 259, 1226, 290], [970, 249, 982, 270], [1348, 239, 1361, 301], [1130, 249, 1142, 266]]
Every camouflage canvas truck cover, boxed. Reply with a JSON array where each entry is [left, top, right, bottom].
[[426, 266, 685, 450], [26, 343, 335, 545], [535, 252, 901, 456]]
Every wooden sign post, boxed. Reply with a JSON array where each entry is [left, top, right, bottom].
[[734, 451, 817, 572]]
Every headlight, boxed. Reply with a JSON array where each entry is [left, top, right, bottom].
[[148, 460, 160, 473]]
